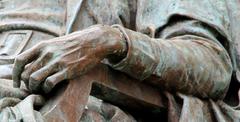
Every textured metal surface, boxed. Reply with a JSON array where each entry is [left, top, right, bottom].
[[0, 0, 238, 121], [41, 64, 165, 122]]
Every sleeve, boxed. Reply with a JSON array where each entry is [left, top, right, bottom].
[[107, 20, 233, 100]]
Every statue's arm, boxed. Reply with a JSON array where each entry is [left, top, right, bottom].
[[107, 23, 232, 99], [11, 22, 232, 99]]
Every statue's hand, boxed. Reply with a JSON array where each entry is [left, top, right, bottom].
[[12, 25, 127, 93]]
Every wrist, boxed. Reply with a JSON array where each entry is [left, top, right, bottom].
[[106, 25, 128, 64]]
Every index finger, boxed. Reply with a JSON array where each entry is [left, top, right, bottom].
[[12, 45, 43, 88]]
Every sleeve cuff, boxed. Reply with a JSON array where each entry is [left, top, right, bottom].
[[107, 25, 157, 81]]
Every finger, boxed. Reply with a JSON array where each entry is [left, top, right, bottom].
[[28, 63, 58, 93], [9, 88, 29, 99], [13, 45, 43, 88], [0, 85, 29, 99], [0, 97, 21, 111], [21, 62, 33, 89], [42, 70, 67, 93], [21, 52, 53, 89]]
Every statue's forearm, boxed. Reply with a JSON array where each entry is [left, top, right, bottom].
[[107, 27, 232, 99]]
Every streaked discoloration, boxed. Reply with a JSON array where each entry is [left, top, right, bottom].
[[0, 0, 239, 121]]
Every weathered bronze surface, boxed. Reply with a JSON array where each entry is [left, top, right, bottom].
[[0, 0, 239, 122], [40, 64, 165, 122]]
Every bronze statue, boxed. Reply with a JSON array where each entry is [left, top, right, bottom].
[[0, 0, 239, 121]]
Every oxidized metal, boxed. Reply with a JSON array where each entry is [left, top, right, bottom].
[[0, 0, 238, 122]]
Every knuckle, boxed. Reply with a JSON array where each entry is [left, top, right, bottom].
[[46, 76, 55, 84], [34, 42, 48, 52], [46, 50, 54, 57], [56, 58, 66, 67], [15, 56, 23, 63], [38, 41, 47, 47], [45, 77, 52, 83], [30, 74, 40, 82], [34, 43, 44, 50], [44, 47, 57, 57]]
